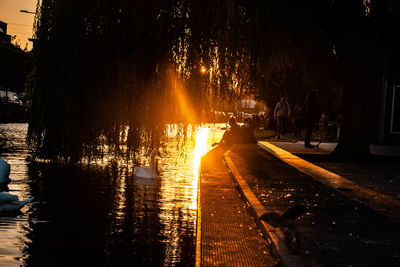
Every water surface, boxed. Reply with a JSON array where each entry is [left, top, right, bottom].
[[0, 123, 224, 266]]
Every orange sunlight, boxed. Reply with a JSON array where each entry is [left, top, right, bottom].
[[191, 127, 209, 209], [169, 72, 198, 123]]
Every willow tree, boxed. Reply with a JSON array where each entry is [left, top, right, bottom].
[[28, 0, 336, 162], [172, 0, 255, 109], [28, 0, 256, 162], [29, 0, 398, 162], [29, 0, 196, 161], [224, 0, 399, 158]]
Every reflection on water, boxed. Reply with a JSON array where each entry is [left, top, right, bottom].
[[0, 123, 223, 266], [0, 124, 31, 266]]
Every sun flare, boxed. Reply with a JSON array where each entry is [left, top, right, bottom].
[[193, 127, 209, 172], [191, 127, 209, 209]]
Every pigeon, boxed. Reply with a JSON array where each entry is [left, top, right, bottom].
[[259, 204, 308, 228], [259, 204, 308, 254]]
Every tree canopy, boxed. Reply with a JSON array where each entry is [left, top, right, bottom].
[[28, 0, 400, 161]]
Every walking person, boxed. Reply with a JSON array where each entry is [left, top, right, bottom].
[[274, 96, 291, 139], [304, 90, 320, 148], [293, 102, 304, 138]]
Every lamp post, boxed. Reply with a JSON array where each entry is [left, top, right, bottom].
[[19, 9, 37, 49], [200, 66, 208, 122]]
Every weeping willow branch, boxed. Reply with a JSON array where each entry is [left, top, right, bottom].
[[29, 0, 341, 162]]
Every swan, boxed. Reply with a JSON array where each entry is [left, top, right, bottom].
[[0, 159, 11, 184], [134, 148, 161, 178], [0, 192, 32, 212]]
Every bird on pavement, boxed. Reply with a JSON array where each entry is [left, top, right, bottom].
[[259, 204, 308, 227], [259, 204, 308, 254]]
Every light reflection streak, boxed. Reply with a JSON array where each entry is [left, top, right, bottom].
[[192, 127, 209, 209], [0, 123, 224, 266], [160, 126, 209, 265], [0, 124, 31, 266]]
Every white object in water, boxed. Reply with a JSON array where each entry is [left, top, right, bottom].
[[134, 149, 161, 178], [0, 192, 32, 212], [0, 159, 11, 184]]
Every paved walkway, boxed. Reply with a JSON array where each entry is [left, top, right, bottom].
[[267, 140, 337, 155], [259, 141, 400, 221], [268, 141, 400, 201], [225, 143, 400, 266], [198, 147, 275, 267]]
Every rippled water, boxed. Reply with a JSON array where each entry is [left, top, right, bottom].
[[0, 123, 224, 266]]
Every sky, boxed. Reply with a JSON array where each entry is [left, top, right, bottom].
[[0, 0, 37, 51]]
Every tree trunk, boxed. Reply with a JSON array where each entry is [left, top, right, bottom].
[[332, 0, 377, 161], [333, 76, 371, 160]]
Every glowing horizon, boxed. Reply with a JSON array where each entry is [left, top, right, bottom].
[[0, 0, 37, 51]]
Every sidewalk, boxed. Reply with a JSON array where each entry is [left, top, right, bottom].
[[267, 141, 400, 202], [198, 147, 275, 266], [224, 143, 400, 266]]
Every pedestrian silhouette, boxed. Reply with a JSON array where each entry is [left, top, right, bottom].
[[274, 96, 291, 139], [293, 102, 304, 138], [304, 90, 320, 148]]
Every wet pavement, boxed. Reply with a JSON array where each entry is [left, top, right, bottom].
[[310, 160, 400, 201], [226, 143, 400, 266], [267, 141, 400, 201], [259, 141, 400, 221], [199, 147, 275, 266]]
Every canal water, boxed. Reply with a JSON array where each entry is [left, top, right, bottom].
[[0, 123, 225, 266]]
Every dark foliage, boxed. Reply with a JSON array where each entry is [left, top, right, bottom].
[[0, 44, 30, 92], [28, 0, 400, 161]]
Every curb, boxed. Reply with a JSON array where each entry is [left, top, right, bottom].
[[223, 148, 304, 267], [195, 168, 202, 267]]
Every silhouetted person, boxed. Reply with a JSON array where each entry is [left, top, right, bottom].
[[293, 102, 304, 138], [251, 113, 261, 127], [217, 116, 242, 147], [304, 90, 320, 148], [274, 96, 291, 139], [241, 117, 256, 143], [321, 112, 329, 131]]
